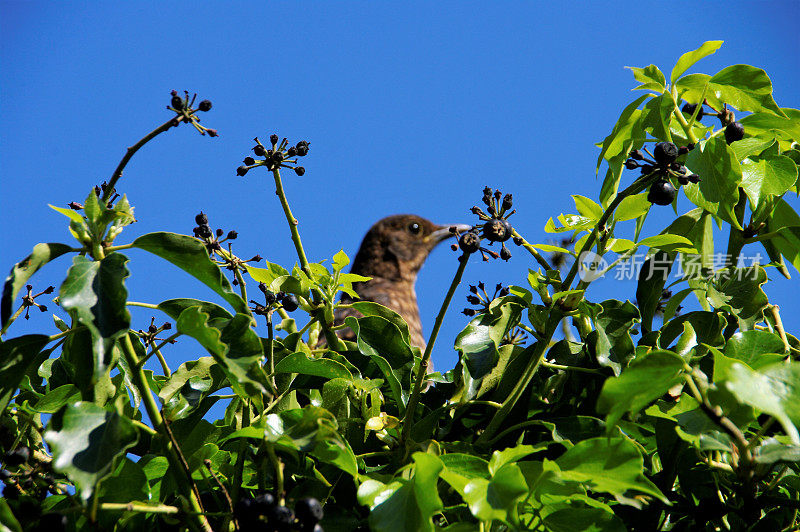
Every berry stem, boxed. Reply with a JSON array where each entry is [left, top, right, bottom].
[[104, 117, 179, 203], [510, 230, 555, 271], [402, 252, 470, 443]]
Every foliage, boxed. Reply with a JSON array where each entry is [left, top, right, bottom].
[[2, 43, 800, 531]]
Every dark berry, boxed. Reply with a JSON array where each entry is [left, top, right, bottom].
[[253, 491, 277, 515], [244, 156, 255, 166], [171, 95, 184, 110], [5, 446, 30, 466], [677, 175, 690, 186], [482, 219, 513, 243], [462, 308, 476, 316], [295, 497, 324, 524], [268, 505, 295, 531], [458, 232, 481, 254], [687, 174, 701, 184], [196, 225, 213, 239], [270, 134, 279, 145], [681, 102, 703, 119], [195, 212, 208, 225], [469, 285, 479, 294], [227, 231, 238, 240], [466, 295, 481, 305], [198, 100, 212, 112], [501, 193, 513, 211], [254, 145, 267, 157], [678, 146, 690, 155], [653, 142, 679, 165], [281, 294, 299, 312], [498, 286, 510, 297], [287, 146, 297, 157], [500, 245, 512, 261], [625, 159, 640, 170], [216, 228, 224, 238], [68, 201, 83, 210], [629, 149, 645, 160], [39, 305, 47, 312], [640, 164, 654, 175], [234, 497, 259, 525], [725, 122, 745, 144], [647, 180, 677, 206], [237, 166, 249, 177], [206, 129, 218, 137], [295, 166, 305, 176]]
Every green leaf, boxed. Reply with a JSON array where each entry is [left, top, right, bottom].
[[545, 504, 626, 532], [32, 384, 82, 414], [709, 64, 786, 116], [683, 137, 743, 229], [768, 199, 800, 272], [346, 316, 407, 410], [556, 436, 668, 506], [628, 64, 666, 91], [638, 234, 697, 254], [713, 266, 769, 321], [615, 193, 651, 222], [636, 251, 673, 333], [332, 249, 350, 273], [719, 361, 800, 444], [157, 298, 232, 321], [1, 242, 73, 328], [97, 457, 149, 504], [670, 40, 723, 84], [641, 94, 675, 142], [245, 261, 289, 286], [175, 307, 267, 396], [661, 311, 725, 348], [439, 453, 489, 479], [725, 330, 787, 363], [597, 350, 686, 428], [59, 254, 131, 382], [44, 401, 138, 500], [132, 232, 248, 314], [0, 334, 50, 414], [596, 94, 650, 172], [49, 203, 86, 224], [572, 195, 604, 220], [273, 352, 353, 380], [358, 453, 444, 532], [740, 109, 800, 140], [0, 499, 22, 532], [157, 356, 223, 403], [741, 154, 798, 213], [349, 301, 412, 345]]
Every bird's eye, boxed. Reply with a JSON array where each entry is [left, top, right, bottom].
[[408, 222, 421, 234]]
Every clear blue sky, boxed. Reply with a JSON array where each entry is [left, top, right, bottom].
[[2, 2, 799, 377]]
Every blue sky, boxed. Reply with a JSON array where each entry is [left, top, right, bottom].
[[2, 2, 799, 378]]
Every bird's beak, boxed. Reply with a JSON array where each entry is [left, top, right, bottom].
[[427, 223, 473, 244]]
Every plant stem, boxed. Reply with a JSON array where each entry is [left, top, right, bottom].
[[562, 170, 662, 290], [266, 443, 285, 502], [476, 311, 562, 447], [402, 253, 469, 442], [769, 305, 792, 354], [510, 230, 555, 271], [0, 305, 26, 336], [127, 301, 159, 309], [119, 334, 212, 532], [267, 311, 278, 394], [104, 117, 179, 203], [229, 399, 250, 506], [100, 502, 180, 515]]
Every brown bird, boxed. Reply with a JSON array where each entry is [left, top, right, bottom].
[[328, 215, 468, 366]]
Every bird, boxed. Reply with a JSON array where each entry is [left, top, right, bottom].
[[324, 214, 468, 371]]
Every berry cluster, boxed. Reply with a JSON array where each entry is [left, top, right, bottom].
[[462, 282, 510, 317], [625, 142, 699, 206], [681, 101, 745, 144], [238, 135, 309, 177], [192, 212, 262, 285], [167, 90, 217, 137], [453, 187, 521, 261], [136, 317, 174, 345], [18, 285, 54, 320], [250, 282, 300, 317], [234, 491, 324, 532], [1, 446, 62, 506], [67, 180, 120, 210]]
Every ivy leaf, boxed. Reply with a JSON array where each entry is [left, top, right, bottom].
[[597, 350, 686, 428], [31, 384, 82, 414], [346, 316, 407, 411], [273, 352, 353, 380], [44, 401, 138, 500], [628, 64, 666, 91], [712, 266, 769, 321], [767, 199, 800, 273], [1, 242, 73, 328], [596, 94, 650, 172], [556, 436, 668, 507], [708, 64, 786, 117], [157, 298, 233, 321], [332, 249, 350, 273], [683, 137, 743, 229], [638, 234, 697, 254], [59, 254, 131, 382], [0, 334, 51, 414], [245, 262, 289, 286], [670, 40, 723, 84], [615, 193, 651, 222], [740, 109, 800, 140], [741, 155, 797, 213], [572, 195, 604, 221], [725, 330, 787, 364], [132, 232, 248, 314], [718, 361, 800, 444], [636, 251, 673, 333]]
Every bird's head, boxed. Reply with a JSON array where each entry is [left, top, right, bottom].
[[350, 214, 469, 282]]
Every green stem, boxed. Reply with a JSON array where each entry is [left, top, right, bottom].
[[229, 399, 250, 506], [104, 243, 135, 252], [0, 305, 26, 336], [269, 166, 342, 349], [541, 360, 604, 374], [562, 170, 663, 290], [267, 312, 278, 394], [476, 311, 562, 447], [724, 191, 747, 268], [511, 230, 555, 271], [127, 301, 159, 309], [266, 443, 285, 501], [402, 253, 469, 442], [104, 117, 179, 203], [234, 262, 248, 303], [119, 334, 212, 532], [100, 502, 180, 515], [743, 230, 782, 245]]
